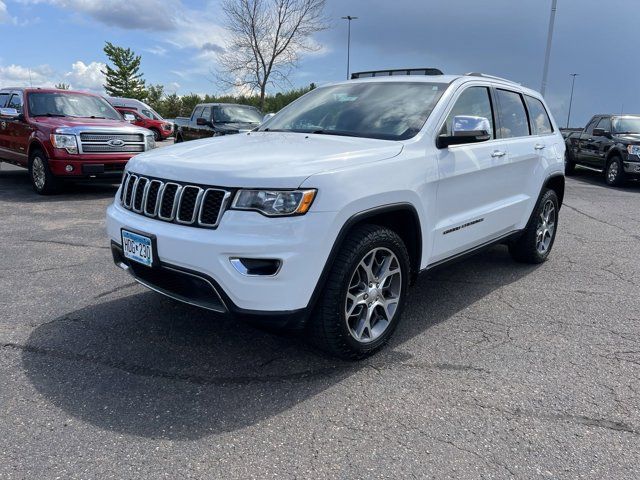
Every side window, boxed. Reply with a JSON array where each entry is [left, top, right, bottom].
[[7, 94, 23, 113], [496, 89, 530, 138], [525, 96, 553, 135], [596, 117, 611, 132], [585, 118, 598, 135], [443, 86, 494, 138], [0, 93, 10, 108], [191, 106, 203, 120], [200, 106, 212, 120]]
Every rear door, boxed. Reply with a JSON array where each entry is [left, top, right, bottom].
[[0, 91, 12, 159], [1, 92, 30, 166], [432, 84, 515, 262]]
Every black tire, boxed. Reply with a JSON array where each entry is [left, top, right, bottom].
[[175, 133, 184, 143], [564, 149, 576, 176], [509, 189, 559, 264], [28, 149, 59, 195], [605, 156, 625, 187], [309, 224, 410, 360], [150, 128, 160, 142]]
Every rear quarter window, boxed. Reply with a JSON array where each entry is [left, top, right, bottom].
[[525, 95, 554, 135]]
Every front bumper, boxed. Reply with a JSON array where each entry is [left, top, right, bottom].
[[106, 200, 339, 318], [623, 160, 640, 175], [49, 156, 134, 177]]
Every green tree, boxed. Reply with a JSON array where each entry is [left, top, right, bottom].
[[55, 82, 70, 90], [102, 42, 147, 99], [146, 84, 164, 111], [160, 93, 182, 118]]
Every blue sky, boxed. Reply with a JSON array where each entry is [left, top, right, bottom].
[[0, 0, 637, 126]]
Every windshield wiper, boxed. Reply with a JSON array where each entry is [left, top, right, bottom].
[[309, 129, 355, 137], [35, 113, 68, 117]]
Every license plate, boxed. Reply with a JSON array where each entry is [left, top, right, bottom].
[[121, 230, 154, 267]]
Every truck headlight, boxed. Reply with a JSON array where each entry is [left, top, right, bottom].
[[627, 145, 640, 156], [145, 134, 155, 150], [50, 134, 78, 154], [231, 189, 316, 216]]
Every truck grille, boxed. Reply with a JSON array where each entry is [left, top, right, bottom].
[[80, 132, 145, 154], [120, 173, 230, 228]]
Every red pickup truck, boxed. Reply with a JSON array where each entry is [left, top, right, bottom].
[[0, 87, 154, 194], [114, 106, 173, 141]]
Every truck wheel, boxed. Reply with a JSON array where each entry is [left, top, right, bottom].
[[605, 156, 625, 187], [564, 150, 576, 176], [509, 189, 559, 264], [29, 149, 59, 195], [150, 128, 160, 142], [175, 133, 184, 143], [310, 224, 410, 360]]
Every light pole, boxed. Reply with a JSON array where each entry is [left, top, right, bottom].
[[341, 15, 358, 79], [566, 73, 578, 128], [541, 0, 558, 96]]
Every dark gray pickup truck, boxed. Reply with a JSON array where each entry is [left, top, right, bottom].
[[174, 103, 263, 143], [564, 114, 640, 186]]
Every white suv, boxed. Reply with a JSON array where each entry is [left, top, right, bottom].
[[106, 69, 565, 359]]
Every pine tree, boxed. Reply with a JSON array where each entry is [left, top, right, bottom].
[[102, 42, 147, 99]]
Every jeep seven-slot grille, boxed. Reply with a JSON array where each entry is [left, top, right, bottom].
[[120, 173, 229, 228]]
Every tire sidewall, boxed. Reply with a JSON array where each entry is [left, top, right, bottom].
[[334, 231, 410, 355], [605, 157, 624, 186], [151, 128, 160, 141], [28, 149, 54, 194], [531, 189, 559, 262]]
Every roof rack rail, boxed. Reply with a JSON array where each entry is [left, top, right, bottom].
[[351, 68, 443, 79], [465, 72, 520, 85]]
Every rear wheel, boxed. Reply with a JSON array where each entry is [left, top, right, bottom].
[[29, 149, 59, 195], [509, 189, 559, 264], [605, 156, 625, 186], [310, 224, 410, 359]]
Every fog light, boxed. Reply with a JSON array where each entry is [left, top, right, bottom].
[[65, 164, 74, 172], [230, 258, 281, 276]]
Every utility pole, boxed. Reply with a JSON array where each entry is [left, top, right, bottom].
[[341, 16, 358, 80], [566, 73, 578, 128], [541, 0, 558, 96]]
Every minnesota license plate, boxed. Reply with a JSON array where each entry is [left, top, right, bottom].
[[121, 230, 154, 267]]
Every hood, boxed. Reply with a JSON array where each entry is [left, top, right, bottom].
[[127, 132, 404, 188], [31, 116, 142, 131], [613, 133, 640, 143], [216, 122, 259, 133]]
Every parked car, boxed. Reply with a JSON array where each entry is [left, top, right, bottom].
[[107, 68, 565, 359], [564, 114, 640, 185], [114, 106, 173, 141], [174, 103, 262, 142], [0, 88, 154, 194], [107, 97, 173, 141]]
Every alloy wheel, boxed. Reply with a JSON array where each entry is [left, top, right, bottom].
[[32, 156, 46, 190], [344, 247, 402, 343], [607, 161, 619, 184], [536, 199, 556, 254]]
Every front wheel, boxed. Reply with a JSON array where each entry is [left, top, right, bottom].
[[605, 156, 625, 187], [150, 128, 160, 142], [29, 150, 59, 195], [310, 225, 410, 359], [509, 189, 559, 264]]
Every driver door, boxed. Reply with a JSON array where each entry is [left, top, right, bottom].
[[431, 85, 513, 263]]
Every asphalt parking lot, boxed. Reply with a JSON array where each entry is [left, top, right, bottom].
[[1, 160, 639, 479]]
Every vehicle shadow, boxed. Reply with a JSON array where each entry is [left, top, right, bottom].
[[0, 168, 119, 203], [569, 167, 640, 191], [21, 246, 537, 440]]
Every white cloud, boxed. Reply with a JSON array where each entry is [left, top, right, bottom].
[[0, 1, 9, 23], [145, 46, 167, 56], [64, 60, 105, 91], [0, 64, 55, 87]]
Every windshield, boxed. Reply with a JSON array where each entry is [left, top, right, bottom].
[[258, 81, 447, 140], [213, 105, 262, 124], [612, 116, 640, 134], [27, 92, 122, 120]]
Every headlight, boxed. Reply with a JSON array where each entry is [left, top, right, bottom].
[[232, 189, 316, 216], [50, 134, 78, 154], [627, 145, 640, 156], [145, 134, 155, 150]]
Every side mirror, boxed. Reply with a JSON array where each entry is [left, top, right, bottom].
[[0, 107, 20, 119], [262, 113, 275, 123], [196, 117, 211, 127], [437, 115, 492, 149], [592, 127, 610, 137], [123, 113, 136, 123]]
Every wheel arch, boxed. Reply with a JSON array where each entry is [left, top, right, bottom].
[[543, 174, 565, 208], [27, 138, 48, 159], [306, 203, 423, 315]]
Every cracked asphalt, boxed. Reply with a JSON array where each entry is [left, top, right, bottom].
[[1, 161, 639, 479]]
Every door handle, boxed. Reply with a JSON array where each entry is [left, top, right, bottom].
[[534, 144, 546, 150], [491, 150, 506, 158]]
